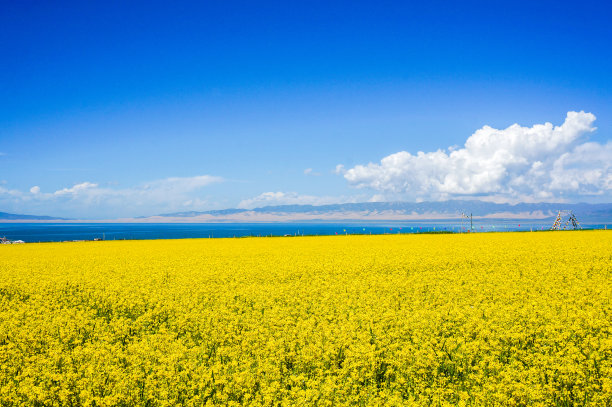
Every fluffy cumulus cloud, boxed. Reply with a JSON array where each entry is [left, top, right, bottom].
[[0, 175, 223, 218], [237, 192, 357, 209], [339, 111, 611, 202]]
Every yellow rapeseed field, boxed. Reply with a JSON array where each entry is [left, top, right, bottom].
[[1, 231, 611, 406]]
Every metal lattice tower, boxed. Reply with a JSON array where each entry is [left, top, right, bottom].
[[461, 212, 473, 232]]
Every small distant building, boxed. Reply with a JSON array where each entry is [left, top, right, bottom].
[[1, 236, 25, 244]]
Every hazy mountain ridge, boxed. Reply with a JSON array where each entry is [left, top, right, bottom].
[[159, 200, 612, 221], [0, 212, 69, 221], [2, 201, 611, 222]]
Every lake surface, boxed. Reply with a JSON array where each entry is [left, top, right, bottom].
[[0, 221, 608, 243]]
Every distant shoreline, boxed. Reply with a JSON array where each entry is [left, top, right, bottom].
[[1, 222, 608, 244]]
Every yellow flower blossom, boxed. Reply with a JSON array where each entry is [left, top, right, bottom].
[[0, 231, 611, 405]]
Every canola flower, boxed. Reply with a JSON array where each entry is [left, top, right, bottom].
[[0, 231, 611, 406]]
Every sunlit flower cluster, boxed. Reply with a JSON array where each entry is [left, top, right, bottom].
[[1, 231, 611, 405]]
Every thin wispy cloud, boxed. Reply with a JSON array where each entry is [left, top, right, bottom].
[[237, 191, 360, 209], [0, 175, 223, 218], [338, 111, 611, 203], [54, 182, 99, 196], [304, 168, 321, 176]]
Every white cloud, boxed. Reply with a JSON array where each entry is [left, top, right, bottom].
[[340, 111, 611, 202], [0, 185, 22, 198], [368, 194, 387, 202], [54, 182, 98, 196], [237, 191, 358, 209], [0, 175, 223, 218], [304, 168, 321, 176]]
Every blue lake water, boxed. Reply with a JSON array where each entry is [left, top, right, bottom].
[[0, 221, 609, 243]]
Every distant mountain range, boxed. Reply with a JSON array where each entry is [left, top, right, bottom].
[[0, 211, 68, 221], [154, 200, 612, 223], [2, 200, 611, 222]]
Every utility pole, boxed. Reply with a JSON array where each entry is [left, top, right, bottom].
[[461, 212, 473, 233]]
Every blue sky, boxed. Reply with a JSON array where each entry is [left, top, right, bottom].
[[1, 1, 611, 218]]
